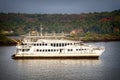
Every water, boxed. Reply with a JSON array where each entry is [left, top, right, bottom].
[[0, 41, 120, 80]]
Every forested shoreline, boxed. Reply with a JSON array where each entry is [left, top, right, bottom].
[[0, 9, 120, 45]]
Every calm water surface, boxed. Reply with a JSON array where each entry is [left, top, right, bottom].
[[0, 41, 120, 80]]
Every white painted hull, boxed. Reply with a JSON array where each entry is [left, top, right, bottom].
[[12, 52, 103, 59]]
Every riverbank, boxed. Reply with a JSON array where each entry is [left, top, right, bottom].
[[0, 33, 17, 46], [0, 38, 17, 46]]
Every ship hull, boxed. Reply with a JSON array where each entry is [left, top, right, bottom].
[[12, 53, 101, 59]]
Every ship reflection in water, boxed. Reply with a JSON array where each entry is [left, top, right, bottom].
[[14, 59, 103, 80], [15, 59, 102, 67]]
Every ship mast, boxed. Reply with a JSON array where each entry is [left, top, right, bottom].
[[40, 24, 43, 36]]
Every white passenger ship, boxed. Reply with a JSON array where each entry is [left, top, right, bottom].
[[12, 30, 105, 59]]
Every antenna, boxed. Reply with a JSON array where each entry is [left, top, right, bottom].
[[40, 24, 43, 36]]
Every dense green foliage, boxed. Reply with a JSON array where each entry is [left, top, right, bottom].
[[0, 9, 120, 35]]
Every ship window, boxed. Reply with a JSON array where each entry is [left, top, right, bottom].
[[34, 44, 36, 46], [51, 49, 53, 52], [57, 43, 58, 47], [59, 43, 61, 47], [62, 43, 64, 46], [45, 43, 47, 46], [54, 49, 56, 51], [68, 49, 69, 51], [43, 50, 44, 52], [37, 44, 39, 46], [54, 43, 55, 47], [22, 49, 24, 52], [48, 49, 50, 52], [40, 44, 41, 46], [37, 49, 39, 51], [65, 43, 67, 46], [40, 50, 42, 52], [76, 49, 78, 51], [51, 43, 53, 46]]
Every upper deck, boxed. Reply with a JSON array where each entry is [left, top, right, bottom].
[[22, 32, 70, 38], [20, 32, 73, 42]]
